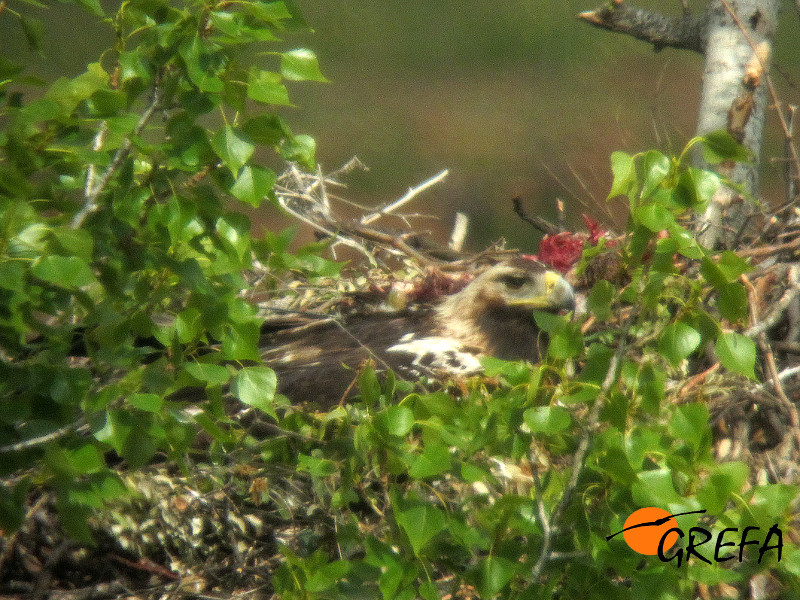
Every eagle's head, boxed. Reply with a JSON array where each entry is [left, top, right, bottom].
[[462, 259, 575, 313], [434, 258, 574, 362]]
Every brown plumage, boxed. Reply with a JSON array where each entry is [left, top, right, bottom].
[[260, 258, 575, 407]]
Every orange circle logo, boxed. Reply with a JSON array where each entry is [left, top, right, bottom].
[[622, 507, 680, 555]]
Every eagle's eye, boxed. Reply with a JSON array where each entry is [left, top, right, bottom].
[[499, 274, 529, 289]]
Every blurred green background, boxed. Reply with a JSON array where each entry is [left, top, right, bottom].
[[3, 0, 799, 252]]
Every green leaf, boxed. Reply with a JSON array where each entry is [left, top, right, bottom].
[[241, 114, 291, 146], [279, 133, 316, 168], [281, 48, 327, 82], [640, 149, 671, 199], [119, 49, 149, 84], [378, 405, 414, 437], [45, 63, 108, 111], [87, 89, 127, 117], [305, 560, 350, 593], [674, 168, 721, 209], [233, 366, 277, 416], [175, 307, 202, 343], [632, 469, 682, 507], [396, 504, 446, 555], [638, 363, 665, 415], [94, 410, 160, 469], [461, 463, 491, 484], [184, 362, 231, 386], [523, 406, 571, 435], [477, 556, 516, 597], [211, 126, 255, 174], [669, 402, 711, 452], [64, 444, 105, 475], [31, 255, 96, 289], [244, 0, 293, 24], [19, 16, 45, 55], [534, 313, 583, 359], [701, 129, 750, 164], [658, 322, 701, 366], [715, 332, 757, 379], [716, 251, 752, 281], [50, 228, 94, 262], [697, 461, 749, 514], [586, 279, 614, 321], [749, 484, 799, 517], [408, 444, 451, 478], [75, 0, 104, 16], [128, 393, 163, 413], [217, 213, 253, 262], [596, 446, 638, 485], [607, 151, 637, 200], [717, 282, 749, 323], [357, 362, 382, 403], [247, 68, 292, 105], [635, 203, 676, 232], [297, 454, 338, 477], [670, 224, 704, 259], [230, 165, 276, 206], [480, 356, 530, 385], [179, 37, 224, 93], [418, 581, 438, 600]]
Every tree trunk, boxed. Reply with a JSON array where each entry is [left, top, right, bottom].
[[695, 0, 779, 249], [579, 0, 781, 249]]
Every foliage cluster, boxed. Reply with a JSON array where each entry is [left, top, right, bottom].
[[0, 0, 324, 538], [1, 0, 799, 598], [257, 136, 800, 599]]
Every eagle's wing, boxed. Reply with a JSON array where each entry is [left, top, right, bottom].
[[259, 311, 439, 407]]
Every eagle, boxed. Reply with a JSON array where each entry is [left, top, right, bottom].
[[259, 258, 575, 407]]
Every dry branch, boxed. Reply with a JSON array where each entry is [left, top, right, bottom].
[[362, 169, 449, 225], [275, 162, 458, 266], [578, 1, 708, 54], [72, 74, 164, 229]]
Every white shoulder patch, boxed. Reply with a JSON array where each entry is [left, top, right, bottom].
[[386, 335, 483, 377]]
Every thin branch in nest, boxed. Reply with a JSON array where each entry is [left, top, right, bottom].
[[784, 105, 798, 206], [275, 193, 376, 263], [511, 197, 561, 235], [327, 155, 369, 179], [744, 266, 800, 338], [678, 362, 721, 399], [448, 212, 469, 252], [361, 169, 449, 225], [737, 234, 800, 259], [275, 161, 459, 266], [742, 273, 800, 457]]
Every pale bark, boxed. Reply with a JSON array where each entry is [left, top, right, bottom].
[[695, 0, 778, 249], [579, 0, 781, 249]]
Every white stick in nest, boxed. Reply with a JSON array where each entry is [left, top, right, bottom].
[[361, 169, 449, 225], [449, 212, 469, 252]]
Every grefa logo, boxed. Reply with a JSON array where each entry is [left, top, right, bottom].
[[608, 507, 783, 568]]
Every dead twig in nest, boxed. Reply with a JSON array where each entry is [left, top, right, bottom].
[[511, 197, 561, 236], [274, 161, 454, 267], [742, 273, 800, 458], [361, 169, 449, 225]]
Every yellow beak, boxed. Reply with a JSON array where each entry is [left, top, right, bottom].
[[509, 271, 575, 311]]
